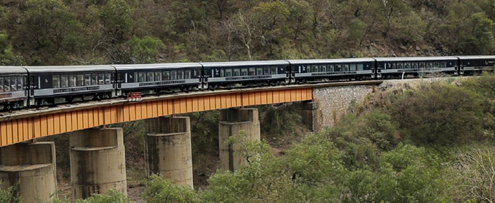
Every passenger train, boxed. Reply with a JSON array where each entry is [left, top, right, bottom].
[[0, 56, 494, 111]]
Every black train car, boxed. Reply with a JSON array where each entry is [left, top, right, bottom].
[[24, 65, 117, 105], [114, 63, 203, 94], [287, 58, 376, 83], [201, 61, 290, 89], [374, 57, 459, 78], [458, 56, 495, 75], [0, 66, 29, 110]]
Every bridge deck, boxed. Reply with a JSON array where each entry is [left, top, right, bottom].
[[0, 81, 381, 147]]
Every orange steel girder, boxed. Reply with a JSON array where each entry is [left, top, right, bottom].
[[0, 88, 313, 147]]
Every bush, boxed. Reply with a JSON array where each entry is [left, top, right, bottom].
[[74, 190, 130, 203], [143, 175, 198, 203]]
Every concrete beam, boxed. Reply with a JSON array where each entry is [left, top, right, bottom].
[[145, 117, 193, 188], [0, 142, 57, 203], [219, 108, 260, 171], [69, 128, 127, 199]]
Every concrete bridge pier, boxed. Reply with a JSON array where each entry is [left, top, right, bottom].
[[219, 108, 260, 171], [296, 101, 322, 132], [145, 117, 193, 188], [69, 128, 127, 199], [0, 142, 57, 203]]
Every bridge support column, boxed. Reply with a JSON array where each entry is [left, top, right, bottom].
[[69, 128, 127, 199], [0, 142, 57, 203], [296, 101, 322, 133], [145, 117, 193, 188], [219, 108, 260, 171]]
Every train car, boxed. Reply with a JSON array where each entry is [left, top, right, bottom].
[[374, 56, 458, 78], [114, 63, 203, 94], [24, 65, 117, 105], [287, 58, 376, 83], [457, 56, 495, 75], [0, 67, 29, 110], [201, 61, 290, 89]]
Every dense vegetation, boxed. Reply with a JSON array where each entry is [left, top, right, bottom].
[[2, 0, 495, 66]]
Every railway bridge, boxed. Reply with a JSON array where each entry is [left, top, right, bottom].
[[0, 80, 383, 202]]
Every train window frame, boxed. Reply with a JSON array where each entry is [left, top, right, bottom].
[[397, 63, 403, 69], [84, 74, 91, 86], [18, 77, 23, 90], [0, 77, 3, 92], [271, 67, 278, 74], [328, 65, 334, 72], [319, 65, 326, 72], [412, 63, 418, 69], [163, 71, 170, 80], [241, 68, 248, 76], [343, 64, 349, 71], [256, 67, 263, 75], [185, 70, 192, 79], [10, 78, 17, 91], [233, 69, 240, 76], [53, 75, 61, 88], [335, 64, 342, 72], [77, 75, 84, 86], [249, 68, 256, 76], [311, 65, 318, 72], [420, 63, 426, 69], [427, 62, 433, 69], [177, 70, 184, 79], [155, 72, 162, 81], [61, 76, 68, 88], [225, 69, 232, 77]]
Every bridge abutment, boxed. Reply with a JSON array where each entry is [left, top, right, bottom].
[[69, 128, 127, 199], [219, 108, 260, 171], [296, 101, 322, 132], [145, 116, 193, 188], [0, 142, 57, 203]]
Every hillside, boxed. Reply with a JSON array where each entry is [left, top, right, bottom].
[[2, 0, 495, 66]]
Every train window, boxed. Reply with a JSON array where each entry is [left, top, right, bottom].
[[18, 77, 23, 90], [97, 73, 104, 84], [163, 71, 170, 80], [271, 67, 278, 74], [319, 65, 326, 72], [138, 72, 146, 82], [310, 65, 317, 72], [4, 78, 10, 92], [434, 62, 440, 68], [77, 75, 84, 86], [84, 74, 91, 86], [343, 64, 349, 71], [233, 69, 240, 76], [404, 63, 410, 69], [249, 68, 255, 76], [257, 67, 263, 75], [61, 76, 68, 88], [69, 75, 76, 87], [91, 74, 98, 85], [225, 69, 232, 77], [441, 62, 447, 68], [427, 62, 433, 69], [335, 65, 341, 71], [263, 67, 270, 75], [219, 69, 224, 77], [420, 63, 426, 69], [177, 71, 184, 79], [10, 78, 17, 91], [350, 64, 356, 71], [53, 75, 61, 88], [170, 71, 177, 80], [241, 68, 248, 76], [155, 72, 162, 81], [357, 64, 364, 71], [412, 63, 418, 69], [147, 72, 154, 81], [397, 63, 403, 69], [105, 73, 111, 84], [185, 70, 192, 79], [0, 77, 3, 92]]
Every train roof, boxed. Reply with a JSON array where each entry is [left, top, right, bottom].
[[201, 60, 289, 67], [287, 58, 375, 64], [24, 65, 115, 73], [113, 63, 202, 70], [0, 66, 28, 74], [374, 56, 458, 61], [457, 55, 495, 60]]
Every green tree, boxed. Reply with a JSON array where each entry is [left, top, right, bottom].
[[126, 36, 165, 64], [98, 0, 134, 43], [143, 175, 199, 203], [0, 31, 24, 65]]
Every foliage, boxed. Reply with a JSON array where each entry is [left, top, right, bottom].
[[0, 181, 21, 203], [261, 104, 302, 137], [126, 36, 165, 64], [143, 175, 199, 203], [74, 190, 130, 203]]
